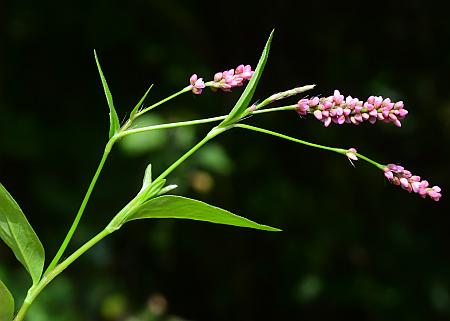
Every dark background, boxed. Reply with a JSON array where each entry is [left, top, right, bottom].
[[1, 1, 449, 321]]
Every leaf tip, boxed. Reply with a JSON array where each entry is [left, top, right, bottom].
[[268, 29, 275, 43]]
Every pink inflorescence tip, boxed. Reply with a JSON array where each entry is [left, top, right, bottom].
[[210, 64, 254, 92], [296, 90, 408, 127], [189, 74, 206, 95], [383, 164, 442, 201]]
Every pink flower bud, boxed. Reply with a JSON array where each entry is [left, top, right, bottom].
[[214, 72, 223, 82], [313, 110, 322, 120], [189, 74, 205, 95], [309, 97, 320, 106]]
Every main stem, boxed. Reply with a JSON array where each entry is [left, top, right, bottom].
[[14, 229, 111, 321], [45, 88, 196, 273], [44, 139, 115, 274], [15, 126, 228, 321]]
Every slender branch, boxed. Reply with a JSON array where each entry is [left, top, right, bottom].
[[153, 127, 227, 183], [235, 123, 342, 153], [120, 116, 227, 137], [135, 86, 192, 117], [44, 139, 115, 274], [355, 153, 385, 170], [234, 124, 385, 169], [120, 105, 298, 137]]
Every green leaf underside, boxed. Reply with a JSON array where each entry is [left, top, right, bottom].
[[0, 183, 45, 285], [130, 84, 154, 120], [128, 195, 281, 232], [94, 50, 120, 139], [219, 29, 274, 127], [0, 280, 14, 321]]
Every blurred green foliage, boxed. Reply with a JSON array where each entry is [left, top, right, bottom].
[[0, 1, 449, 320]]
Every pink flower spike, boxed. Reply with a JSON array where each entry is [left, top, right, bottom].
[[383, 164, 442, 201], [208, 64, 254, 92], [292, 90, 407, 127]]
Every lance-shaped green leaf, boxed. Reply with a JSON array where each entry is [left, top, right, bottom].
[[127, 195, 281, 232], [0, 280, 14, 321], [94, 50, 120, 139], [130, 84, 154, 121], [0, 183, 45, 285], [218, 30, 274, 127]]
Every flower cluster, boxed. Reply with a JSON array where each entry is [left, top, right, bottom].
[[296, 90, 408, 127], [189, 64, 254, 95], [383, 164, 442, 201], [210, 64, 254, 92], [189, 74, 206, 95]]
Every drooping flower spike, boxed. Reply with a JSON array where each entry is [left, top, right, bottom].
[[296, 90, 408, 127], [383, 164, 441, 201], [189, 64, 254, 94]]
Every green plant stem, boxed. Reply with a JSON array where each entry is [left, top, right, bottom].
[[15, 126, 229, 321], [234, 124, 385, 169], [45, 94, 291, 274], [45, 87, 196, 273], [120, 105, 298, 137], [22, 101, 299, 318], [14, 228, 111, 321], [355, 153, 385, 170], [44, 139, 115, 274], [135, 86, 192, 117], [153, 126, 227, 183], [121, 116, 227, 137]]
